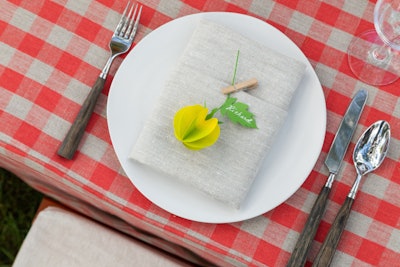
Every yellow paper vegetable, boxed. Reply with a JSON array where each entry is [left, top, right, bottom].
[[173, 105, 220, 150]]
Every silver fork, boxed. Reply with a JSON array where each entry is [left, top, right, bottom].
[[58, 2, 142, 159]]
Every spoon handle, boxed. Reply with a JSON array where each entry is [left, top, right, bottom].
[[312, 196, 355, 267], [286, 185, 331, 267]]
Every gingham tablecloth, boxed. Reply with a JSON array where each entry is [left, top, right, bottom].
[[1, 1, 399, 266]]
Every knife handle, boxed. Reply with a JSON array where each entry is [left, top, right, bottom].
[[286, 185, 331, 267], [58, 77, 106, 159], [312, 196, 354, 267]]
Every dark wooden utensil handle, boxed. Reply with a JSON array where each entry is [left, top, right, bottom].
[[286, 186, 331, 267], [57, 77, 106, 159], [312, 196, 354, 267]]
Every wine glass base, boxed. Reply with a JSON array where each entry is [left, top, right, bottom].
[[348, 30, 400, 85]]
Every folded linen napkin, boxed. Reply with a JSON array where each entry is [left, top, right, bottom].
[[130, 19, 306, 209]]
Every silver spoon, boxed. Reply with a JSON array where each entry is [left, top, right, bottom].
[[312, 120, 391, 267]]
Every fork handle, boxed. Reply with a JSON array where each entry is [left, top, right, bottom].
[[58, 77, 105, 159], [286, 185, 331, 267], [312, 196, 354, 267]]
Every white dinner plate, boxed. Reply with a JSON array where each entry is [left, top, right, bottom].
[[107, 12, 326, 223]]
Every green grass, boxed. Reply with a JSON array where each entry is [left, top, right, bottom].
[[0, 168, 42, 266]]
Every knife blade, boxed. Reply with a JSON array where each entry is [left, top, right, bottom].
[[324, 89, 368, 182], [286, 89, 368, 267]]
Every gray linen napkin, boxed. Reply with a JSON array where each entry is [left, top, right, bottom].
[[130, 19, 306, 209]]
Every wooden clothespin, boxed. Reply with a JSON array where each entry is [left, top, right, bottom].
[[221, 78, 258, 95]]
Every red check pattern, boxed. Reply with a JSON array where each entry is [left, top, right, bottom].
[[1, 0, 400, 266]]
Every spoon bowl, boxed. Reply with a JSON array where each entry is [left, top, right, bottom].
[[353, 120, 391, 176], [349, 120, 391, 199]]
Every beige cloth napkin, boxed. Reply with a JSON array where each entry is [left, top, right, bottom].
[[130, 19, 306, 209]]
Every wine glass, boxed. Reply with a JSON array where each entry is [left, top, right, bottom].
[[348, 0, 400, 85]]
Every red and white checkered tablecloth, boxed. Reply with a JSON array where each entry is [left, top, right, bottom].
[[1, 0, 400, 266]]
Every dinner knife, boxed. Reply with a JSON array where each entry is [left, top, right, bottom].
[[286, 89, 368, 267]]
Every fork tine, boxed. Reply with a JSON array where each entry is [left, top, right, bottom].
[[119, 3, 134, 36], [129, 5, 142, 40], [124, 4, 138, 39], [114, 1, 131, 36]]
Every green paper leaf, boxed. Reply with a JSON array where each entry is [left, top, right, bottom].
[[220, 97, 257, 128], [205, 107, 220, 120]]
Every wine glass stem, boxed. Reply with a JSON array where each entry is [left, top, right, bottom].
[[371, 45, 391, 64]]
